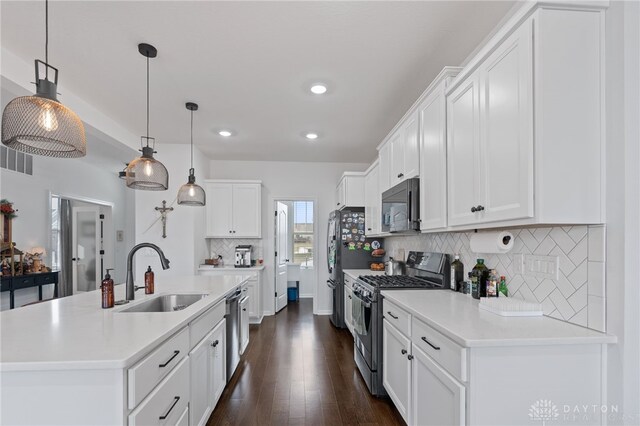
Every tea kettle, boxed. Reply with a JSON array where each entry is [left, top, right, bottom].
[[385, 257, 405, 276]]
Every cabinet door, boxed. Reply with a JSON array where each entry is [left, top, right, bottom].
[[390, 129, 405, 184], [364, 165, 380, 235], [344, 286, 353, 335], [189, 332, 212, 426], [403, 112, 420, 179], [419, 87, 447, 231], [378, 142, 392, 193], [383, 320, 411, 424], [479, 21, 533, 223], [240, 296, 250, 355], [447, 73, 481, 226], [248, 281, 258, 319], [205, 183, 233, 237], [411, 344, 465, 426], [232, 184, 261, 237], [210, 319, 226, 406]]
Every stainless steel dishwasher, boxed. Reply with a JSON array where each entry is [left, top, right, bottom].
[[225, 288, 242, 381]]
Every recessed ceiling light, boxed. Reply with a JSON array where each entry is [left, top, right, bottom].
[[305, 133, 319, 140], [218, 130, 232, 137], [310, 84, 327, 95]]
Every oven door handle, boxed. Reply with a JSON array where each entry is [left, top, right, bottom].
[[352, 290, 372, 308]]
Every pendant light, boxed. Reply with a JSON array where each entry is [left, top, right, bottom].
[[1, 0, 86, 157], [125, 43, 168, 191], [177, 103, 206, 206]]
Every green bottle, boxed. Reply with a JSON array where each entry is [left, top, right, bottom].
[[472, 259, 489, 298], [450, 254, 464, 292], [499, 276, 508, 297]]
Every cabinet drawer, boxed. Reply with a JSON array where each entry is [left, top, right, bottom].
[[343, 274, 353, 289], [175, 405, 189, 426], [12, 276, 35, 289], [383, 299, 411, 336], [1, 278, 10, 292], [129, 356, 190, 426], [128, 327, 189, 409], [190, 299, 225, 350], [412, 317, 467, 382], [34, 273, 57, 285]]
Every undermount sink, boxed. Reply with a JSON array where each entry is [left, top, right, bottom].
[[119, 294, 208, 313]]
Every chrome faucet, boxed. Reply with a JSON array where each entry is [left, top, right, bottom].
[[126, 243, 170, 301]]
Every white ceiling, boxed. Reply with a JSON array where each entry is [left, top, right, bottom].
[[1, 1, 515, 163]]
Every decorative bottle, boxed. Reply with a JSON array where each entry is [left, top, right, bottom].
[[101, 269, 115, 309], [471, 259, 489, 298], [144, 266, 154, 295], [450, 254, 464, 292]]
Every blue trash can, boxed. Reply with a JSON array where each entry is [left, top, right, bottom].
[[287, 287, 298, 302]]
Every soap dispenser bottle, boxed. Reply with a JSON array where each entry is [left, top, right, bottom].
[[101, 269, 115, 309], [144, 266, 154, 294]]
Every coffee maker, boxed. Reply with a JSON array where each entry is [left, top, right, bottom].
[[234, 245, 252, 268]]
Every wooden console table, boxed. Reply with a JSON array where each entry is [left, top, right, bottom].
[[1, 271, 59, 309]]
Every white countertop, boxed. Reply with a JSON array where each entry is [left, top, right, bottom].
[[381, 290, 616, 348], [0, 274, 251, 372], [343, 269, 386, 279], [198, 265, 265, 271]]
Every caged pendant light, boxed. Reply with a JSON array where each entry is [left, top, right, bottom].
[[125, 43, 168, 191], [177, 103, 206, 206], [2, 0, 86, 158]]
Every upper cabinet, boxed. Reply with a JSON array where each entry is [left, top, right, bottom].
[[446, 6, 605, 228], [336, 172, 365, 209], [364, 161, 381, 236], [205, 180, 262, 238], [380, 111, 421, 192], [419, 68, 461, 231]]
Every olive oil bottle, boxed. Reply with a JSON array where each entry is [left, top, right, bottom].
[[450, 254, 464, 292]]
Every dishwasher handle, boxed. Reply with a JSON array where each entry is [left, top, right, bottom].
[[226, 289, 242, 303]]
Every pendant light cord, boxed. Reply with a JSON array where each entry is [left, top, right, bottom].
[[146, 56, 150, 144], [190, 110, 194, 169], [45, 0, 49, 79]]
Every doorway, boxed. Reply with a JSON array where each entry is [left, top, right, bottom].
[[273, 199, 317, 314], [50, 194, 114, 297]]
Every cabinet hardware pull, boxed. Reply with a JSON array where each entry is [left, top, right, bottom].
[[233, 230, 236, 233], [407, 354, 414, 361], [348, 295, 352, 299], [387, 311, 399, 320], [229, 230, 232, 233], [159, 396, 180, 420], [158, 350, 180, 368], [211, 340, 219, 347], [397, 173, 404, 178], [476, 205, 485, 211], [421, 336, 441, 350], [243, 308, 247, 311], [470, 206, 477, 213], [367, 228, 372, 231], [401, 349, 407, 355]]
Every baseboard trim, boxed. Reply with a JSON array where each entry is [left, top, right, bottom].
[[314, 310, 332, 315]]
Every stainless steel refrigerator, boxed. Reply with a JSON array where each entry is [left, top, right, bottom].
[[327, 208, 381, 328]]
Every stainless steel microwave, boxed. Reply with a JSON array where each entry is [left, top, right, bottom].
[[381, 178, 420, 233]]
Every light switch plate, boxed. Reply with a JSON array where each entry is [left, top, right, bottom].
[[513, 254, 524, 274], [523, 254, 559, 280]]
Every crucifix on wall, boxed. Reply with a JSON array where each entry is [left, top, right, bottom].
[[154, 200, 174, 238]]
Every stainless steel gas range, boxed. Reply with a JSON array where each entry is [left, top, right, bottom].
[[352, 251, 451, 396]]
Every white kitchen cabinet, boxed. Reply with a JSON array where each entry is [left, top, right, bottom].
[[344, 285, 353, 335], [335, 172, 365, 209], [378, 142, 392, 193], [418, 68, 460, 231], [389, 129, 404, 184], [364, 161, 381, 236], [382, 319, 411, 424], [446, 6, 604, 229], [189, 318, 226, 426], [403, 113, 420, 180], [198, 269, 264, 324], [205, 181, 262, 238], [411, 344, 465, 426], [247, 279, 259, 319], [240, 294, 250, 355]]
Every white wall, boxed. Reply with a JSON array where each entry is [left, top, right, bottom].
[[209, 160, 368, 315], [0, 128, 136, 310], [133, 144, 208, 281]]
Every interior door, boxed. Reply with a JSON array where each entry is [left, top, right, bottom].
[[71, 206, 100, 294], [275, 202, 289, 312]]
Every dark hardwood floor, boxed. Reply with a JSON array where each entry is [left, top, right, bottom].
[[208, 299, 405, 426]]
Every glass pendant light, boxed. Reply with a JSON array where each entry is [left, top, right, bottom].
[[177, 102, 206, 206], [2, 0, 86, 157], [125, 43, 168, 191]]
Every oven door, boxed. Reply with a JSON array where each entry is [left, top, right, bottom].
[[352, 289, 376, 370]]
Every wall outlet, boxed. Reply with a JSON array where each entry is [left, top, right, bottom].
[[513, 254, 524, 274], [116, 230, 124, 242], [523, 254, 559, 280]]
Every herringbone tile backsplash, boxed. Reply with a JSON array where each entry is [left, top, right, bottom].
[[206, 239, 264, 266], [383, 225, 606, 332]]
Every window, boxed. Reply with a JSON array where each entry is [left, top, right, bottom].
[[293, 201, 314, 268]]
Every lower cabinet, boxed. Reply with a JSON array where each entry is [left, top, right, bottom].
[[240, 295, 250, 355], [344, 285, 354, 335], [382, 319, 412, 423], [190, 319, 227, 426], [411, 344, 465, 426]]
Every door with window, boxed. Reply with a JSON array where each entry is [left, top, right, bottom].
[[71, 206, 100, 293]]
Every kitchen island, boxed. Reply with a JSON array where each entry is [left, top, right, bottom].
[[1, 274, 252, 425], [380, 290, 616, 425]]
